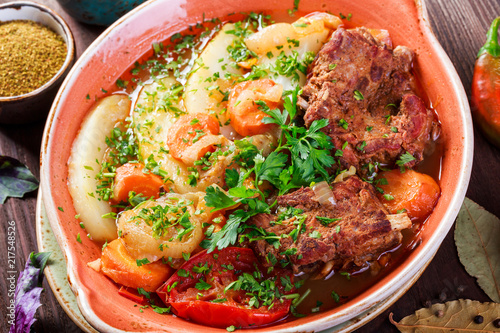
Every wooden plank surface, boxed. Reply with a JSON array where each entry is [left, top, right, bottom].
[[0, 0, 499, 332]]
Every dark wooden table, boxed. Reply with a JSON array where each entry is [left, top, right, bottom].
[[1, 0, 499, 332]]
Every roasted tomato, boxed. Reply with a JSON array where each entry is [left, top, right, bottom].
[[157, 247, 296, 328]]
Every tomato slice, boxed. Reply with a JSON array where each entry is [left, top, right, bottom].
[[118, 286, 149, 305], [156, 247, 295, 328]]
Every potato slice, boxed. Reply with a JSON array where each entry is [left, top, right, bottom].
[[68, 95, 131, 242], [132, 76, 191, 192], [246, 13, 342, 92], [184, 23, 244, 124], [133, 76, 232, 194]]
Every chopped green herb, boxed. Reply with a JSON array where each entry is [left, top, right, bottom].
[[354, 90, 364, 100], [152, 305, 171, 314], [309, 230, 322, 239], [331, 290, 340, 302], [383, 194, 395, 201], [177, 269, 189, 277], [338, 118, 349, 130], [137, 288, 151, 299], [136, 258, 150, 267], [396, 152, 416, 171], [357, 141, 367, 152], [195, 279, 212, 291], [316, 216, 341, 226]]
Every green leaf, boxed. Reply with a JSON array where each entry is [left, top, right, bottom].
[[308, 118, 329, 134], [195, 279, 212, 291], [316, 216, 341, 226], [390, 299, 500, 332], [396, 152, 416, 166], [262, 107, 288, 127], [204, 209, 249, 252], [255, 151, 288, 187], [204, 186, 237, 211], [455, 198, 500, 302], [136, 258, 150, 266], [283, 86, 300, 120], [225, 169, 240, 188], [0, 156, 39, 204], [233, 140, 259, 167], [228, 186, 256, 199]]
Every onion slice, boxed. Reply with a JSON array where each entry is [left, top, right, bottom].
[[180, 134, 225, 166], [312, 181, 336, 207], [333, 166, 356, 183]]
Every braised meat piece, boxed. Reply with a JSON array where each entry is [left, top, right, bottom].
[[299, 27, 439, 173], [246, 175, 411, 274]]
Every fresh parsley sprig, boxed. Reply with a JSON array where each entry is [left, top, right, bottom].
[[202, 152, 279, 252], [262, 87, 335, 188]]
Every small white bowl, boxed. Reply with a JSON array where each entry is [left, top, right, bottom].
[[0, 1, 75, 124]]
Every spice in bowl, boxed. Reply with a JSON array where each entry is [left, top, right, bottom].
[[0, 20, 67, 97]]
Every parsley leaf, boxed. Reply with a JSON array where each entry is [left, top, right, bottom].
[[233, 140, 259, 167], [202, 210, 249, 252], [397, 152, 416, 166], [254, 151, 288, 188], [204, 186, 237, 212], [283, 85, 300, 119], [225, 168, 240, 188], [136, 258, 150, 267], [195, 279, 212, 291], [316, 216, 341, 226], [396, 152, 416, 171]]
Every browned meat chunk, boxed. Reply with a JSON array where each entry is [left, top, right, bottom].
[[299, 27, 439, 173], [245, 175, 409, 274]]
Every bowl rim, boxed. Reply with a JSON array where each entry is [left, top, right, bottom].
[[0, 0, 75, 101], [40, 0, 474, 331]]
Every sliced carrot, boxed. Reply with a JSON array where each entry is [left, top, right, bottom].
[[166, 113, 220, 161], [228, 79, 282, 137], [100, 239, 173, 292], [376, 169, 440, 222], [112, 162, 164, 203]]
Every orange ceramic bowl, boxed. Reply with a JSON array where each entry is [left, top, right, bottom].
[[40, 0, 473, 331]]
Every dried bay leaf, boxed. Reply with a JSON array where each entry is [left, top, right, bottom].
[[390, 299, 500, 332], [455, 198, 500, 302]]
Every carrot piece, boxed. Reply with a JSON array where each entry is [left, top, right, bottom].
[[112, 162, 164, 203], [376, 169, 441, 222], [166, 113, 220, 161], [228, 79, 282, 137], [100, 239, 173, 292]]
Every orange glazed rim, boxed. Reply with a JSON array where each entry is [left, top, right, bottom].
[[40, 0, 473, 331]]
